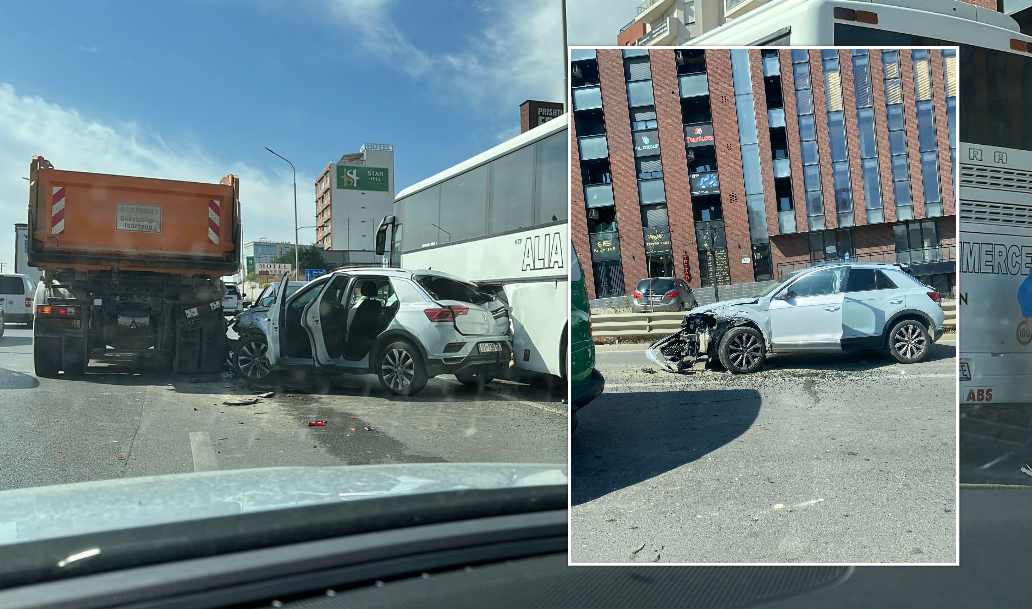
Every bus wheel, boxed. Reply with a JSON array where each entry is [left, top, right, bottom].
[[377, 340, 428, 397]]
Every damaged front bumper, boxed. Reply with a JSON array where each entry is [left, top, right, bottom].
[[645, 316, 716, 373]]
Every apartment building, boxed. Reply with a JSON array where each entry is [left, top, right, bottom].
[[315, 143, 395, 264]]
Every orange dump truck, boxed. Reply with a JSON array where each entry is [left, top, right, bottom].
[[27, 156, 241, 376]]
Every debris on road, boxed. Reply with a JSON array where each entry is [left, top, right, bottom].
[[652, 554, 661, 562], [309, 421, 326, 427], [641, 366, 656, 374], [364, 426, 373, 431], [257, 391, 275, 398], [253, 411, 268, 415], [193, 408, 199, 411], [630, 542, 646, 556], [223, 398, 260, 406]]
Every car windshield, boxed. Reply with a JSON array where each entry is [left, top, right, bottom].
[[756, 272, 797, 297], [0, 1, 568, 590]]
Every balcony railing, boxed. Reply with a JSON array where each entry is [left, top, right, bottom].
[[775, 245, 957, 277], [637, 19, 669, 45], [637, 0, 661, 15], [620, 18, 636, 33]]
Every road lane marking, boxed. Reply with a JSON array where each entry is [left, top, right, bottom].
[[189, 431, 219, 472], [979, 450, 1016, 470]]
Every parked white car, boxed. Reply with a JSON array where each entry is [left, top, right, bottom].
[[232, 268, 513, 396], [647, 262, 946, 374], [1, 273, 36, 327], [222, 283, 242, 316]]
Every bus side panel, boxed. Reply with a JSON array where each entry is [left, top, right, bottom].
[[506, 282, 566, 377], [959, 224, 1032, 405]]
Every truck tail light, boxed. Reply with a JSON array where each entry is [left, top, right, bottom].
[[633, 291, 643, 299], [424, 306, 468, 322], [665, 290, 679, 298], [927, 291, 940, 303], [37, 304, 80, 317]]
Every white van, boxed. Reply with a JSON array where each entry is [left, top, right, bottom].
[[0, 274, 36, 327]]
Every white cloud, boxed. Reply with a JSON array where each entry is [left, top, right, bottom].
[[77, 45, 99, 54], [566, 0, 639, 46], [324, 0, 565, 137], [0, 83, 311, 272]]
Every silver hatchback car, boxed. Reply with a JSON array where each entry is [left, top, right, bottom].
[[232, 269, 512, 396], [631, 277, 697, 313], [647, 262, 946, 374]]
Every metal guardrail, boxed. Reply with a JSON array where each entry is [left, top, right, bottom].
[[591, 300, 956, 338], [620, 19, 636, 33], [775, 245, 957, 278], [637, 19, 669, 45], [637, 0, 661, 15]]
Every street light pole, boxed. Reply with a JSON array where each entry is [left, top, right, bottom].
[[264, 147, 299, 279], [561, 0, 568, 113]]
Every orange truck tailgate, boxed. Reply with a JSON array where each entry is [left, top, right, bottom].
[[27, 156, 240, 276]]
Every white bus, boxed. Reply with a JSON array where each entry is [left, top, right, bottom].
[[690, 0, 1032, 405], [375, 116, 568, 379]]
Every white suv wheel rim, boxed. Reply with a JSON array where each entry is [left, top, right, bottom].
[[382, 348, 414, 390], [729, 332, 762, 369], [238, 339, 271, 379], [893, 323, 927, 360]]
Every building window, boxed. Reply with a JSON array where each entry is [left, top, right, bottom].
[[853, 51, 882, 223], [792, 50, 824, 231], [808, 228, 853, 263], [731, 49, 771, 282], [823, 51, 853, 227], [913, 49, 942, 216], [892, 219, 940, 263], [943, 48, 957, 188], [882, 49, 913, 221]]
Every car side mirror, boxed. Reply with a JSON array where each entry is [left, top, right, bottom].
[[777, 290, 795, 300]]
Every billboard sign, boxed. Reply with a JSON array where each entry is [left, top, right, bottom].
[[684, 123, 715, 147], [256, 262, 292, 276], [632, 130, 661, 157], [245, 256, 255, 274], [336, 165, 390, 192], [643, 226, 672, 255]]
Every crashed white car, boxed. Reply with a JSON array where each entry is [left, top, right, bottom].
[[646, 262, 946, 374]]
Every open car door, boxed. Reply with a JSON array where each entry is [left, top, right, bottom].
[[302, 274, 352, 367], [265, 273, 292, 366]]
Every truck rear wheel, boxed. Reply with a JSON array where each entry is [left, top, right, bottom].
[[173, 326, 201, 375], [33, 337, 60, 377], [64, 343, 88, 377]]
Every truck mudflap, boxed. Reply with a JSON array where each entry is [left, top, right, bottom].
[[181, 299, 224, 331]]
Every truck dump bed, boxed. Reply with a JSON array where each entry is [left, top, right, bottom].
[[27, 156, 240, 276]]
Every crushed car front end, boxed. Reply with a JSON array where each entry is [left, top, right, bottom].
[[645, 300, 768, 373]]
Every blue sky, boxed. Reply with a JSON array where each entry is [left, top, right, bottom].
[[0, 0, 563, 270]]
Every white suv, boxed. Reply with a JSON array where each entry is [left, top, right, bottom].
[[647, 262, 946, 374], [0, 274, 36, 328]]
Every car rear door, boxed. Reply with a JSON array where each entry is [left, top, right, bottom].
[[842, 268, 902, 341], [303, 274, 351, 367], [767, 267, 848, 350]]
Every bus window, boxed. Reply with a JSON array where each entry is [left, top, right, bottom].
[[534, 132, 568, 224], [489, 145, 535, 235], [749, 27, 791, 46], [439, 164, 488, 242], [400, 185, 441, 251]]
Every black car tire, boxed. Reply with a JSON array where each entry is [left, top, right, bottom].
[[233, 334, 274, 383], [718, 326, 766, 374], [377, 340, 428, 397], [886, 318, 931, 364]]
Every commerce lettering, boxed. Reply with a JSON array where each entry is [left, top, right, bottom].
[[960, 241, 1032, 275]]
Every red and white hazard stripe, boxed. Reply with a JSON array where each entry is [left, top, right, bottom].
[[208, 199, 221, 245], [51, 186, 66, 234]]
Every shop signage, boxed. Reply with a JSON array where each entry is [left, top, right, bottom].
[[643, 226, 672, 255], [632, 130, 661, 157], [684, 123, 715, 147], [590, 231, 621, 261], [690, 171, 720, 195], [336, 165, 390, 192]]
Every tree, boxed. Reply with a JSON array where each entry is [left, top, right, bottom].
[[275, 244, 326, 272]]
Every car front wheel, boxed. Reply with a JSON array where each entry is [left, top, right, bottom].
[[233, 334, 274, 382], [377, 340, 428, 397], [718, 326, 766, 374], [887, 319, 930, 364]]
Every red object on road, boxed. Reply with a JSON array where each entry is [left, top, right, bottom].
[[309, 421, 326, 427]]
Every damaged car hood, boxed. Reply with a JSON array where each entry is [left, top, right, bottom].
[[686, 297, 763, 317]]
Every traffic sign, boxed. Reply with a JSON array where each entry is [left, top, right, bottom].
[[306, 268, 327, 281]]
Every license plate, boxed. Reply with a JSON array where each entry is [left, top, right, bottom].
[[959, 361, 971, 382], [479, 342, 501, 353]]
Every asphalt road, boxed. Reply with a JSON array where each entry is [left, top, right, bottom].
[[0, 325, 567, 492], [571, 339, 957, 564]]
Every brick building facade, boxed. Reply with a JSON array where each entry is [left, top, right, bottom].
[[571, 48, 957, 302]]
